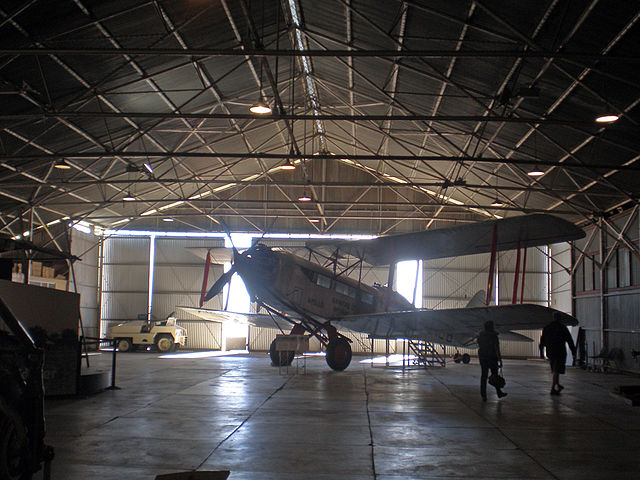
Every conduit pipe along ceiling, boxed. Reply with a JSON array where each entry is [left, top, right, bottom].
[[0, 1, 638, 240]]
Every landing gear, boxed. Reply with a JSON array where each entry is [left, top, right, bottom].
[[269, 339, 294, 366], [325, 338, 352, 371]]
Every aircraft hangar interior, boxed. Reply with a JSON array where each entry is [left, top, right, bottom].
[[0, 1, 639, 479]]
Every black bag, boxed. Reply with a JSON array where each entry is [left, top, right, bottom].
[[488, 369, 506, 389]]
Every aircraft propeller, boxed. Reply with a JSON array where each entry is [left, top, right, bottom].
[[203, 266, 236, 303]]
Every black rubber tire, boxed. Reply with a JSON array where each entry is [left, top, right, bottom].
[[269, 339, 294, 366], [462, 353, 471, 364], [325, 338, 352, 371], [155, 335, 174, 353], [116, 338, 132, 353], [0, 408, 31, 480]]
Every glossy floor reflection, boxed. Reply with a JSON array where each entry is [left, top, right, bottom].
[[46, 353, 640, 479]]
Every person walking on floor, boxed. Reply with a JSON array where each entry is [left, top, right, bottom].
[[478, 320, 507, 401], [540, 312, 577, 395]]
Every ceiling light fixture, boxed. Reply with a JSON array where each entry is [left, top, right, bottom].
[[54, 161, 71, 170], [162, 218, 174, 222], [249, 97, 272, 114], [298, 191, 312, 202], [281, 158, 296, 171], [144, 162, 154, 173], [490, 198, 504, 207], [595, 114, 619, 123], [309, 218, 320, 223], [122, 192, 136, 201], [527, 166, 544, 177]]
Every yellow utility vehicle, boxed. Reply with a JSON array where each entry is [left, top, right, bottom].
[[107, 315, 187, 353]]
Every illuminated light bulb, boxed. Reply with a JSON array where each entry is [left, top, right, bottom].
[[249, 98, 272, 114], [527, 166, 544, 177], [281, 159, 296, 171], [54, 161, 71, 169], [595, 114, 619, 123]]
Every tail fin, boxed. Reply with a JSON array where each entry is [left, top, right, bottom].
[[466, 290, 486, 308]]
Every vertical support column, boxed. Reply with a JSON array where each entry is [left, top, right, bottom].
[[598, 218, 607, 350], [147, 234, 156, 323], [520, 247, 527, 303], [486, 225, 498, 306]]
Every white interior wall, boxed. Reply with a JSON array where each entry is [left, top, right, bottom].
[[550, 242, 572, 313], [70, 229, 100, 339]]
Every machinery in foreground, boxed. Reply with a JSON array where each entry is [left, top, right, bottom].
[[0, 297, 53, 480]]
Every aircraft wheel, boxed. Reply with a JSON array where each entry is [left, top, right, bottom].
[[269, 340, 294, 366], [0, 404, 31, 480], [116, 338, 132, 353], [326, 338, 352, 371], [155, 335, 174, 353], [462, 353, 471, 364]]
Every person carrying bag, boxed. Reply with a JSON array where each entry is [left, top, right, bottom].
[[478, 321, 507, 401]]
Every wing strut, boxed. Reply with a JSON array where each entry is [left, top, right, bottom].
[[199, 250, 212, 307], [512, 241, 521, 304], [520, 246, 527, 304], [486, 225, 498, 306]]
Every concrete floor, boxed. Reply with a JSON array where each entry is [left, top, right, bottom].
[[45, 351, 640, 479]]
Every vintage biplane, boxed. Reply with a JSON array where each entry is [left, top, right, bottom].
[[178, 214, 584, 371]]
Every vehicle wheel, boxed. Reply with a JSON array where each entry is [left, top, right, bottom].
[[462, 353, 471, 364], [269, 339, 294, 366], [0, 408, 31, 480], [116, 338, 132, 353], [155, 335, 174, 353], [326, 338, 352, 371]]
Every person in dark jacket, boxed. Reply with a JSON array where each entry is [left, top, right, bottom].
[[540, 312, 577, 395], [477, 320, 507, 401]]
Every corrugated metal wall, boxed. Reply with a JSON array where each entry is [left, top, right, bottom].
[[152, 237, 225, 349], [152, 237, 224, 321], [99, 233, 564, 359], [100, 237, 150, 336], [574, 209, 640, 372], [70, 230, 100, 339]]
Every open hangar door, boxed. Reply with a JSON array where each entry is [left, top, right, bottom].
[[573, 209, 640, 373]]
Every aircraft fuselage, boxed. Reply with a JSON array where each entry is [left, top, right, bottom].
[[234, 245, 413, 320]]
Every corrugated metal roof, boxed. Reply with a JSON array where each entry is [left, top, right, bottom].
[[1, 0, 637, 238]]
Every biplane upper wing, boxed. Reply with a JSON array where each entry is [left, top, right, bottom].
[[176, 306, 293, 330], [332, 304, 578, 347], [305, 214, 584, 265]]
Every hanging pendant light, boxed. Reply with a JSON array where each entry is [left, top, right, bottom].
[[54, 160, 71, 170], [249, 97, 272, 114], [298, 190, 312, 202], [123, 192, 136, 201], [490, 198, 504, 207], [527, 166, 544, 177], [281, 158, 296, 171]]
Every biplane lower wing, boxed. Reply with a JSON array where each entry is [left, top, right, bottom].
[[176, 306, 293, 331], [332, 304, 578, 347]]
